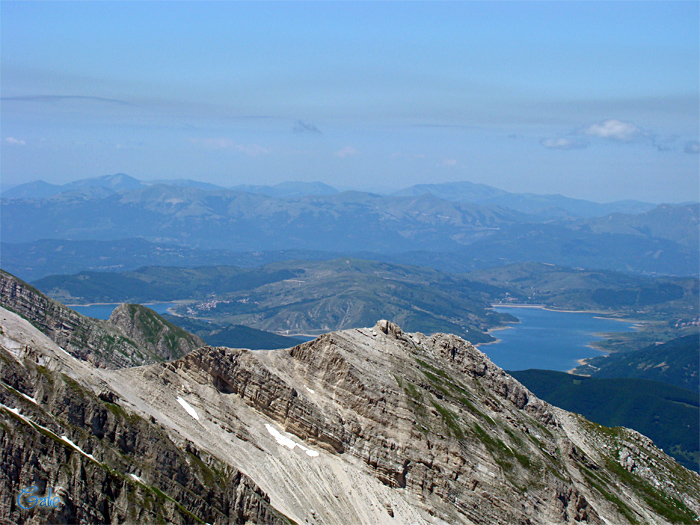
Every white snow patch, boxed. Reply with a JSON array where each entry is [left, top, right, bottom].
[[61, 435, 97, 461], [0, 380, 37, 405], [265, 424, 319, 457], [56, 346, 71, 356], [177, 396, 200, 421], [0, 334, 22, 351], [4, 405, 21, 417], [266, 424, 297, 449], [18, 391, 38, 405], [306, 387, 315, 394], [477, 463, 496, 477], [129, 473, 142, 482]]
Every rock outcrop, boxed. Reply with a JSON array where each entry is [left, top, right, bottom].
[[108, 303, 204, 361]]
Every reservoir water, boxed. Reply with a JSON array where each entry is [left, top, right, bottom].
[[69, 303, 177, 319], [69, 303, 637, 368], [480, 306, 637, 372]]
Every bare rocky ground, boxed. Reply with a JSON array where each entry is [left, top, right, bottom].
[[0, 303, 699, 524]]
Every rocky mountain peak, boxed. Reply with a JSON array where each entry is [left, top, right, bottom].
[[375, 318, 403, 337], [0, 289, 698, 524]]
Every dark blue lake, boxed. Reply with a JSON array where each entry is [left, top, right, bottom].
[[69, 303, 177, 319], [480, 306, 638, 372]]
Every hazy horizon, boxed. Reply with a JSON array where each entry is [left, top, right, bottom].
[[3, 171, 699, 206], [2, 2, 698, 203]]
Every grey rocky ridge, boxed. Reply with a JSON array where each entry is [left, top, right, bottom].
[[107, 303, 205, 362], [0, 271, 699, 523]]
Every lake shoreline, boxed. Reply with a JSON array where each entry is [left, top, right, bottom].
[[66, 301, 184, 307], [68, 302, 181, 320], [566, 358, 595, 376], [491, 303, 640, 319]]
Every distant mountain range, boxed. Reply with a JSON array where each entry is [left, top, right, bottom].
[[1, 173, 339, 200], [2, 173, 698, 277], [393, 181, 658, 218], [0, 238, 344, 282], [0, 183, 533, 251], [3, 173, 660, 217]]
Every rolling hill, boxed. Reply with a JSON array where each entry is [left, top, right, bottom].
[[30, 259, 514, 343]]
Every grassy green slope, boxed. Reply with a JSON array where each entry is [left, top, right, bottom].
[[32, 265, 300, 304], [579, 335, 699, 391], [511, 369, 700, 472]]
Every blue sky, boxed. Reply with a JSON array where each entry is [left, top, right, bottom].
[[2, 1, 698, 202]]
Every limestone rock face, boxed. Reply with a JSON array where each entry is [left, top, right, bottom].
[[108, 303, 204, 361], [0, 299, 699, 525], [0, 306, 289, 525]]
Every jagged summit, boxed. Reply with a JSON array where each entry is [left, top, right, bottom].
[[0, 292, 698, 524], [375, 318, 403, 337]]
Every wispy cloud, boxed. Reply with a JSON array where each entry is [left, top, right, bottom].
[[2, 95, 133, 106], [190, 138, 235, 149], [391, 152, 425, 159], [189, 138, 268, 156], [293, 120, 322, 135], [540, 137, 588, 150], [5, 137, 26, 146], [685, 141, 700, 154], [235, 144, 268, 156], [581, 119, 644, 141], [334, 146, 359, 158], [441, 158, 457, 167]]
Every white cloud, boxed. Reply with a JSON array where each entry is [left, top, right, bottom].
[[540, 137, 588, 150], [582, 119, 643, 141], [334, 146, 359, 158], [189, 138, 268, 156], [5, 137, 26, 145], [234, 144, 268, 156], [441, 159, 457, 167]]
